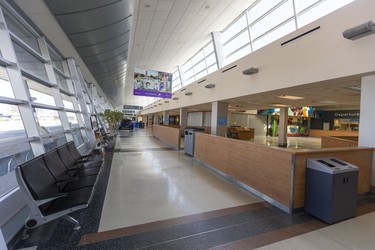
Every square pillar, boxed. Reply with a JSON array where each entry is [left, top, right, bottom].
[[211, 102, 228, 137], [180, 108, 188, 132], [278, 107, 288, 147]]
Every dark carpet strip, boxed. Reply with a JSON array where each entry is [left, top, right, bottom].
[[79, 203, 268, 245], [78, 195, 375, 250]]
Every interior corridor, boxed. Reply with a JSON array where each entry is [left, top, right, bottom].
[[8, 128, 375, 249]]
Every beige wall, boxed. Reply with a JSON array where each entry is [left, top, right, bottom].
[[141, 0, 375, 115]]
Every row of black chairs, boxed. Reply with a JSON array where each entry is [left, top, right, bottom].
[[15, 141, 104, 236]]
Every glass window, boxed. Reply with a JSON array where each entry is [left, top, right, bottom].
[[49, 50, 64, 72], [225, 45, 251, 65], [195, 69, 207, 80], [25, 77, 56, 106], [193, 60, 206, 75], [61, 93, 74, 109], [253, 19, 296, 51], [0, 142, 33, 197], [222, 14, 248, 43], [0, 66, 15, 98], [250, 0, 294, 40], [184, 68, 194, 82], [13, 42, 48, 81], [182, 60, 193, 73], [185, 76, 195, 85], [294, 0, 320, 13], [34, 108, 63, 134], [55, 72, 69, 93], [248, 0, 283, 24], [42, 133, 66, 152], [205, 53, 217, 67], [86, 104, 91, 114], [207, 64, 218, 74], [72, 129, 84, 146], [192, 50, 204, 65], [66, 112, 79, 129], [0, 103, 26, 142], [203, 42, 214, 55], [2, 8, 41, 54], [224, 30, 250, 56], [297, 0, 355, 28]]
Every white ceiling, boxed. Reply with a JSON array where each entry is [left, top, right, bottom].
[[124, 0, 257, 106], [11, 0, 364, 112]]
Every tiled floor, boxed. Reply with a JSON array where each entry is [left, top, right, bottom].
[[99, 129, 261, 231], [8, 128, 375, 249]]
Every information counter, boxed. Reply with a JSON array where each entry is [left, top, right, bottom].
[[194, 133, 372, 214]]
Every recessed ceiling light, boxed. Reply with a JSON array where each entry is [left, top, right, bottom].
[[277, 95, 305, 100]]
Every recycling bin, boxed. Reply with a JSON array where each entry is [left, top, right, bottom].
[[305, 157, 358, 224]]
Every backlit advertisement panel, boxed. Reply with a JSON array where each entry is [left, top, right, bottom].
[[133, 68, 172, 98]]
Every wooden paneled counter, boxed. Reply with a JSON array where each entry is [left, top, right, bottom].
[[194, 133, 373, 214], [310, 129, 359, 137], [152, 125, 181, 150]]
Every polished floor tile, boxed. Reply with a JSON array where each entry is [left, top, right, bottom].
[[99, 130, 261, 232], [256, 212, 375, 250]]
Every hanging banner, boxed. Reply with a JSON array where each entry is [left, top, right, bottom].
[[133, 68, 172, 98]]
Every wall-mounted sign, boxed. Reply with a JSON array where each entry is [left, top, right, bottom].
[[133, 68, 172, 98], [218, 117, 227, 125]]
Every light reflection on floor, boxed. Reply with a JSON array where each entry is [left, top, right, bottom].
[[253, 135, 322, 149]]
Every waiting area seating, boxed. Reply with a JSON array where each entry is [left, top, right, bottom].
[[15, 141, 104, 237]]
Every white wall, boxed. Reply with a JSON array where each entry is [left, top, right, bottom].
[[229, 113, 267, 136], [187, 112, 211, 127], [358, 75, 375, 186], [142, 0, 375, 115]]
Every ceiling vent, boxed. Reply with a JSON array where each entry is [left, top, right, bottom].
[[205, 84, 215, 89], [185, 92, 193, 96], [172, 97, 179, 100]]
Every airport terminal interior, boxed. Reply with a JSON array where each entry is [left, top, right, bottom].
[[1, 0, 375, 249]]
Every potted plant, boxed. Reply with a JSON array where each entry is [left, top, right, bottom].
[[99, 109, 124, 134]]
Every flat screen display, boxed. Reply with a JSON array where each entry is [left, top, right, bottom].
[[133, 68, 172, 98]]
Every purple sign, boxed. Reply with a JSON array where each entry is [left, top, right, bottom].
[[134, 68, 172, 98]]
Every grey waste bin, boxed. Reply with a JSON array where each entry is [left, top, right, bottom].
[[305, 157, 358, 224], [184, 128, 205, 156]]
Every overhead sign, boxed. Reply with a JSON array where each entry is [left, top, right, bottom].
[[133, 68, 172, 98], [123, 105, 143, 110]]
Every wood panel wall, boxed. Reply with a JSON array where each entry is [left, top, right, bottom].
[[152, 125, 181, 150], [321, 136, 358, 148], [194, 133, 373, 213], [310, 129, 359, 137], [195, 133, 293, 208]]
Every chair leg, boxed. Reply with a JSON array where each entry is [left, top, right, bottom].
[[62, 215, 81, 230], [20, 226, 30, 240]]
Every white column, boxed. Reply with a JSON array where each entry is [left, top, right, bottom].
[[153, 114, 158, 125], [358, 75, 375, 188], [278, 107, 288, 147], [211, 102, 228, 137], [163, 111, 169, 125], [180, 108, 188, 132]]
